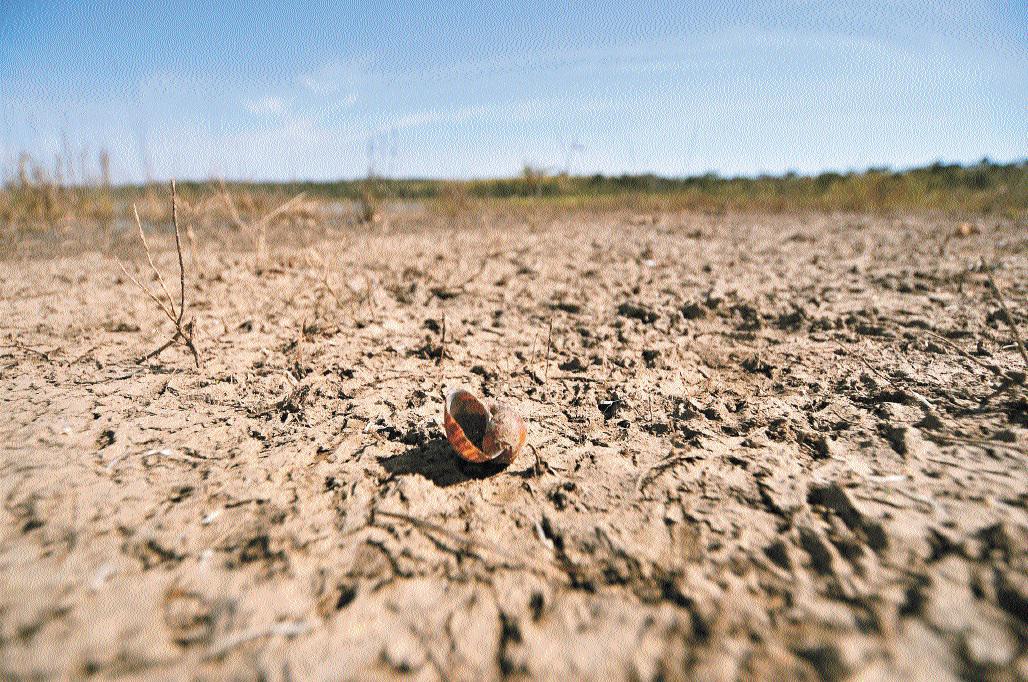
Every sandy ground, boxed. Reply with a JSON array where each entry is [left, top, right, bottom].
[[0, 210, 1025, 680]]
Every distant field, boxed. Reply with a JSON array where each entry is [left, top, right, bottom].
[[179, 158, 1028, 216], [2, 159, 1026, 229]]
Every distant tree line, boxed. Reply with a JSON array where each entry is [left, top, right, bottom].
[[198, 158, 1026, 213], [4, 156, 1025, 226]]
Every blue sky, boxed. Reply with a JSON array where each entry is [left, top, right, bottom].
[[1, 1, 1024, 182]]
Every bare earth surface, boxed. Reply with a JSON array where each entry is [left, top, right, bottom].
[[1, 211, 1026, 680]]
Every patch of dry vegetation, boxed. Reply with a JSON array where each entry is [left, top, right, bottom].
[[3, 157, 1022, 237], [0, 152, 114, 227]]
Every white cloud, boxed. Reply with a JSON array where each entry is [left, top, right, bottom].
[[300, 57, 367, 97], [383, 104, 490, 132], [244, 96, 286, 115], [376, 96, 615, 134]]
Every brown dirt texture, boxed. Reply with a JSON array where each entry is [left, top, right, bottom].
[[1, 210, 1026, 680]]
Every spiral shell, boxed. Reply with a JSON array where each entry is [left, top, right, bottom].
[[444, 388, 526, 465]]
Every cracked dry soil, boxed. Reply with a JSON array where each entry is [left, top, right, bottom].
[[1, 210, 1026, 680]]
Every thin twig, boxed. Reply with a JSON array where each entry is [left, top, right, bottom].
[[925, 432, 1027, 457], [374, 509, 558, 577], [133, 203, 176, 319], [409, 624, 450, 681], [841, 342, 892, 385], [987, 276, 1028, 370], [172, 180, 185, 321], [837, 341, 935, 411], [925, 330, 1003, 377], [543, 314, 553, 383], [0, 340, 58, 361], [68, 344, 100, 365], [220, 181, 306, 243], [551, 374, 605, 383], [117, 260, 176, 324], [217, 178, 248, 231], [438, 314, 446, 366], [138, 336, 178, 364], [251, 191, 308, 231], [202, 620, 313, 661], [637, 451, 694, 492], [444, 249, 497, 293], [528, 331, 538, 373], [120, 181, 201, 367]]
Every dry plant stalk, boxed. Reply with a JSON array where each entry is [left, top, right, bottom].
[[354, 178, 382, 225], [303, 249, 351, 312], [217, 179, 307, 271], [438, 314, 447, 367], [118, 181, 201, 367], [543, 314, 554, 383]]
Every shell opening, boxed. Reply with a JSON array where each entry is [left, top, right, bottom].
[[455, 407, 487, 449], [445, 389, 492, 460]]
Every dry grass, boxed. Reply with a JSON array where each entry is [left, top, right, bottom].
[[218, 181, 312, 272], [2, 155, 1024, 239], [0, 152, 114, 227], [354, 177, 383, 225]]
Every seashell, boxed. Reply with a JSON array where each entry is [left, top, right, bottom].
[[444, 388, 526, 465]]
